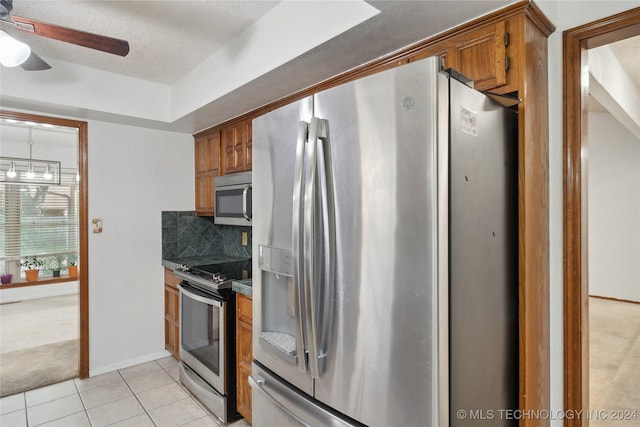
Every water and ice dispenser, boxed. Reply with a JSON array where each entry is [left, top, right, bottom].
[[257, 245, 300, 365]]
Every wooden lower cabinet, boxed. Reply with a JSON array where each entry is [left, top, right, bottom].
[[236, 293, 253, 423], [164, 268, 180, 359]]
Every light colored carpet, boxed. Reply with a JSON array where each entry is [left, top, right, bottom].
[[0, 295, 78, 352], [0, 338, 78, 397], [0, 294, 79, 397], [589, 297, 640, 427]]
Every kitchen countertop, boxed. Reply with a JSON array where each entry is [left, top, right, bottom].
[[232, 279, 252, 297]]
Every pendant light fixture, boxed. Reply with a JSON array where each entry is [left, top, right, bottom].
[[6, 161, 17, 178], [25, 127, 35, 178], [1, 125, 61, 185]]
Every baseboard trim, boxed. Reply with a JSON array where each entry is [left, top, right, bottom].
[[589, 294, 640, 305], [89, 349, 173, 377]]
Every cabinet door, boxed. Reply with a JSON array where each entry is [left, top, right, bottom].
[[448, 21, 507, 91], [164, 268, 180, 287], [164, 283, 180, 359], [236, 293, 253, 422], [222, 120, 252, 174], [194, 131, 221, 216], [195, 175, 212, 215]]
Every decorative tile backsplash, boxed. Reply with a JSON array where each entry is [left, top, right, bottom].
[[162, 211, 251, 259]]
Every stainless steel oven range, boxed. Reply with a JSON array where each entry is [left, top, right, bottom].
[[174, 259, 251, 424]]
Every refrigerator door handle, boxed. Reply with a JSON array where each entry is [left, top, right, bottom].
[[249, 374, 313, 427], [315, 119, 335, 377], [303, 117, 319, 378], [303, 117, 334, 378], [292, 121, 309, 373]]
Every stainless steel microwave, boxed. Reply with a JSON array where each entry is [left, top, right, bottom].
[[214, 172, 252, 226]]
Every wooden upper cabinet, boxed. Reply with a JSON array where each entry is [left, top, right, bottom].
[[447, 21, 507, 91], [194, 131, 221, 216], [409, 20, 512, 93], [193, 118, 252, 215], [222, 120, 252, 174]]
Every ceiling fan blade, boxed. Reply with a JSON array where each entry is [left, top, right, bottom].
[[20, 51, 51, 71], [11, 15, 130, 57]]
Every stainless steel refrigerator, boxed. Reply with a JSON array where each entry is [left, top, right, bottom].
[[250, 56, 519, 427]]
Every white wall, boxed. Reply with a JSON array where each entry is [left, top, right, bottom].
[[536, 1, 640, 425], [588, 112, 640, 302], [87, 120, 193, 375], [0, 281, 78, 304], [588, 47, 640, 139]]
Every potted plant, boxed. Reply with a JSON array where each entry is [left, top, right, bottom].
[[19, 256, 44, 282], [46, 256, 62, 278], [67, 261, 78, 278], [0, 274, 12, 284]]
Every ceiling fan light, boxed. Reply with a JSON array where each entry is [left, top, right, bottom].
[[0, 0, 13, 19], [0, 30, 31, 67]]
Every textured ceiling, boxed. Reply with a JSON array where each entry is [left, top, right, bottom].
[[1, 0, 525, 87], [1, 1, 638, 133], [3, 1, 639, 89], [3, 0, 281, 84], [588, 34, 640, 116], [607, 35, 640, 90], [1, 0, 520, 131]]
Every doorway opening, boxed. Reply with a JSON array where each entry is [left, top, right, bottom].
[[563, 7, 640, 427], [0, 110, 89, 393]]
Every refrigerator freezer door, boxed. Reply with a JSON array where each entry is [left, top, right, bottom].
[[311, 57, 442, 426], [253, 97, 314, 395], [251, 362, 362, 427], [448, 77, 519, 426]]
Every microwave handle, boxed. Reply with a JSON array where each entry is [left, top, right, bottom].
[[242, 184, 251, 221]]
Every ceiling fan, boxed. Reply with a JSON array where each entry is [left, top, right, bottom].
[[0, 0, 129, 71]]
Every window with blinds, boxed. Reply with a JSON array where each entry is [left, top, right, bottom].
[[0, 168, 79, 277]]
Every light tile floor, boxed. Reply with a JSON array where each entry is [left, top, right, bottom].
[[0, 356, 251, 427]]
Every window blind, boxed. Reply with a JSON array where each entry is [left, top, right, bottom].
[[0, 168, 79, 275]]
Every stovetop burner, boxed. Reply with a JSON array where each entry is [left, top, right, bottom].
[[187, 267, 229, 284], [175, 258, 251, 292]]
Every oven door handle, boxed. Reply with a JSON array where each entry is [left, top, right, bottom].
[[178, 284, 223, 307]]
